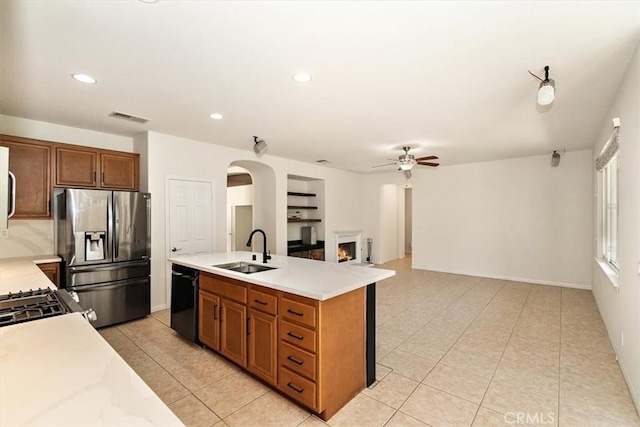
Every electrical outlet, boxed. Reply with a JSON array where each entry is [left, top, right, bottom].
[[0, 229, 8, 239]]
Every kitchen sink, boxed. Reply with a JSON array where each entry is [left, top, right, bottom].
[[213, 261, 277, 274]]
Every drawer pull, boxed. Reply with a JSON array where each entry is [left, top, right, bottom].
[[287, 382, 304, 393], [254, 299, 268, 305], [287, 331, 303, 340], [287, 355, 304, 365], [287, 308, 304, 316]]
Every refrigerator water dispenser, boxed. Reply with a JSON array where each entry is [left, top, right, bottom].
[[85, 231, 106, 261]]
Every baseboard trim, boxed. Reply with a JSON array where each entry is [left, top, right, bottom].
[[410, 264, 591, 290], [619, 356, 640, 416], [151, 304, 168, 313]]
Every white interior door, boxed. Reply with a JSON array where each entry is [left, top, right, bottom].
[[232, 205, 253, 251], [168, 179, 214, 256]]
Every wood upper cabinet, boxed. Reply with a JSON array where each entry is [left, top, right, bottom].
[[55, 144, 139, 191], [100, 152, 139, 190], [55, 146, 98, 188], [0, 135, 52, 218]]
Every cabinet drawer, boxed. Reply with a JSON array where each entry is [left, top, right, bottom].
[[280, 297, 316, 329], [200, 273, 247, 303], [248, 289, 277, 315], [280, 320, 316, 353], [280, 341, 316, 381], [279, 367, 317, 410]]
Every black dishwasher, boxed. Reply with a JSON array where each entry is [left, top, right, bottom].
[[170, 264, 199, 342]]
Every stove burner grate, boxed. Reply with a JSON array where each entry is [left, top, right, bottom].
[[0, 288, 68, 327]]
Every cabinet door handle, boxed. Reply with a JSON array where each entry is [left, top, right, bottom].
[[93, 170, 96, 183], [287, 331, 303, 340], [287, 355, 304, 365], [219, 306, 223, 323], [213, 304, 218, 320], [287, 382, 304, 394], [254, 299, 267, 306], [287, 309, 304, 317]]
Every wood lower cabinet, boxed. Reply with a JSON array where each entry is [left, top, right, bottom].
[[198, 290, 220, 350], [0, 135, 52, 218], [248, 309, 277, 384], [196, 270, 365, 421], [37, 262, 60, 287], [220, 298, 247, 367]]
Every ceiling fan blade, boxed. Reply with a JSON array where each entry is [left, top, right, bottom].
[[415, 155, 438, 161], [371, 162, 398, 168], [417, 162, 439, 167]]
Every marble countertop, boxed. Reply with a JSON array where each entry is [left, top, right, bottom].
[[169, 251, 395, 300], [0, 313, 183, 426], [0, 254, 62, 294]]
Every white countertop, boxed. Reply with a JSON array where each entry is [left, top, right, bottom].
[[0, 255, 62, 294], [170, 251, 395, 300], [0, 313, 183, 427]]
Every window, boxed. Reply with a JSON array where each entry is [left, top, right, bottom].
[[602, 153, 618, 269]]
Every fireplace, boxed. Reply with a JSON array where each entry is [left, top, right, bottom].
[[338, 241, 357, 263], [334, 230, 362, 264]]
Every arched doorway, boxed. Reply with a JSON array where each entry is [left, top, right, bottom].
[[227, 160, 277, 254]]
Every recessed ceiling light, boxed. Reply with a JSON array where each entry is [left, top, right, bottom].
[[209, 113, 223, 120], [138, 0, 159, 3], [292, 72, 312, 83], [71, 74, 97, 84]]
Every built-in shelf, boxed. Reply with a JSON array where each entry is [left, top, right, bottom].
[[287, 191, 316, 197], [288, 205, 318, 210], [287, 219, 322, 223]]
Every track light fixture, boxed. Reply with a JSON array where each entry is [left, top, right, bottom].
[[529, 66, 555, 106], [253, 136, 267, 155]]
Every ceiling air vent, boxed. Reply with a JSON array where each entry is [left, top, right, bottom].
[[109, 111, 150, 124]]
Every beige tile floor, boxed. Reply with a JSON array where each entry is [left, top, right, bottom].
[[99, 257, 640, 427]]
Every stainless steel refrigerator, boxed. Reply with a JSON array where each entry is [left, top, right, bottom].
[[55, 188, 151, 328]]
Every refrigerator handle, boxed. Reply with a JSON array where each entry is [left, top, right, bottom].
[[114, 197, 119, 259], [8, 171, 16, 218]]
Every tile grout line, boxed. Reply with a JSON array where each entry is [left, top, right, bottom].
[[468, 282, 535, 426], [379, 277, 510, 426]]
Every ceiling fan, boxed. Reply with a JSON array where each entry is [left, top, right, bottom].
[[372, 146, 439, 171]]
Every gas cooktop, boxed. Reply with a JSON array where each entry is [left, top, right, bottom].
[[0, 288, 96, 327]]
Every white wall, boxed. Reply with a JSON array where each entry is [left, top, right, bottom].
[[405, 188, 412, 253], [144, 132, 365, 311], [0, 115, 134, 258], [226, 182, 254, 251], [362, 172, 408, 264], [591, 41, 640, 411], [412, 150, 594, 288]]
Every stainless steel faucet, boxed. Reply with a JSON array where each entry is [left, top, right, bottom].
[[246, 229, 271, 263]]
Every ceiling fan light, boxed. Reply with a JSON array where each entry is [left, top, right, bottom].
[[537, 79, 555, 105], [399, 162, 413, 171]]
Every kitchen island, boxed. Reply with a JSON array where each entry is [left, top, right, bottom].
[[0, 256, 183, 427], [170, 251, 395, 421]]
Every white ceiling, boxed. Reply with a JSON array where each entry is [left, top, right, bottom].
[[1, 1, 639, 173]]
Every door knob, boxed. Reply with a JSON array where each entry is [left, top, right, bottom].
[[171, 247, 181, 252]]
